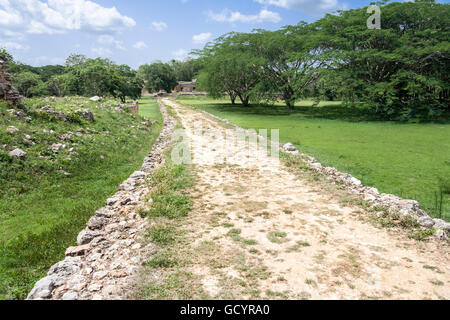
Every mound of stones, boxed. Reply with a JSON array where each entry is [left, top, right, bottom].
[[39, 106, 95, 122], [27, 101, 176, 300], [0, 58, 21, 106]]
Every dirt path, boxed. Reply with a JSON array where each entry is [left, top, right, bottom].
[[159, 98, 449, 300]]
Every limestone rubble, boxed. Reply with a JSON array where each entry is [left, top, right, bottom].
[[0, 58, 21, 106]]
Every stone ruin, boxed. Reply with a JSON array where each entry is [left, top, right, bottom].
[[0, 57, 21, 106]]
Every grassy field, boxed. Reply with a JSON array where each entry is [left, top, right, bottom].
[[176, 96, 450, 221], [0, 97, 162, 299], [138, 98, 163, 123]]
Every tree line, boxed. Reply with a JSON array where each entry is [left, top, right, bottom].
[[1, 0, 448, 119], [195, 0, 449, 119], [0, 49, 199, 102]]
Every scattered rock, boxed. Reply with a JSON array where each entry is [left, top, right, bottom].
[[90, 96, 101, 102], [48, 259, 82, 277], [87, 217, 107, 230], [77, 229, 102, 245], [433, 219, 450, 232], [418, 216, 435, 228], [7, 109, 30, 121], [434, 229, 450, 241], [8, 148, 26, 158], [283, 143, 297, 152], [6, 126, 18, 134], [93, 271, 108, 280], [130, 171, 146, 179], [60, 132, 73, 141], [26, 276, 61, 300], [62, 291, 78, 300], [50, 143, 64, 153], [106, 197, 120, 206], [65, 244, 91, 257], [87, 283, 103, 292], [76, 109, 95, 122], [39, 106, 67, 121]]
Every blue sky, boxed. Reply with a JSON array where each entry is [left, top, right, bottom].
[[0, 0, 448, 68]]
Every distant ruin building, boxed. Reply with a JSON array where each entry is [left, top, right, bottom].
[[0, 58, 21, 106], [174, 79, 197, 93]]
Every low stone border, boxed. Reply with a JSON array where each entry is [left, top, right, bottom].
[[196, 107, 450, 241], [27, 100, 177, 300]]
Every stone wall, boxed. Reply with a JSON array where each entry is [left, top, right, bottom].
[[0, 58, 21, 106], [27, 100, 176, 300]]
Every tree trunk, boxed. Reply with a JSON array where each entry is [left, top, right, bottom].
[[283, 87, 295, 110], [285, 100, 294, 110], [229, 92, 237, 105], [238, 94, 250, 106]]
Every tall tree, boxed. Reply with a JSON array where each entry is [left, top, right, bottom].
[[247, 25, 333, 109], [196, 32, 262, 106], [314, 0, 450, 119], [137, 62, 178, 93]]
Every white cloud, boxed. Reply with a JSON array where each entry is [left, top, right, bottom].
[[192, 32, 212, 44], [172, 49, 189, 61], [97, 34, 125, 50], [254, 0, 340, 15], [0, 41, 30, 51], [133, 41, 148, 49], [151, 21, 167, 32], [0, 0, 136, 36], [206, 9, 281, 24], [91, 47, 112, 56]]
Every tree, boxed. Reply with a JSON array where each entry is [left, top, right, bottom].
[[0, 48, 13, 62], [314, 0, 450, 119], [168, 58, 201, 81], [47, 73, 76, 97], [196, 32, 262, 106], [247, 25, 333, 109], [12, 71, 48, 97], [137, 62, 178, 93], [111, 64, 143, 103]]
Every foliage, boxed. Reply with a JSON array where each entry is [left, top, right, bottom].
[[168, 58, 202, 82], [12, 71, 48, 98], [138, 62, 178, 93], [0, 48, 13, 62], [6, 53, 143, 101], [63, 56, 143, 101], [312, 0, 450, 119], [196, 32, 262, 106], [194, 0, 449, 118]]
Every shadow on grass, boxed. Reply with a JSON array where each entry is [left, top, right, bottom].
[[198, 102, 450, 123]]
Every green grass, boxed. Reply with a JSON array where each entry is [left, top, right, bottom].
[[132, 155, 199, 300], [267, 231, 288, 244], [141, 162, 194, 219], [0, 96, 162, 300], [138, 98, 163, 123], [177, 96, 450, 221], [147, 225, 176, 247]]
